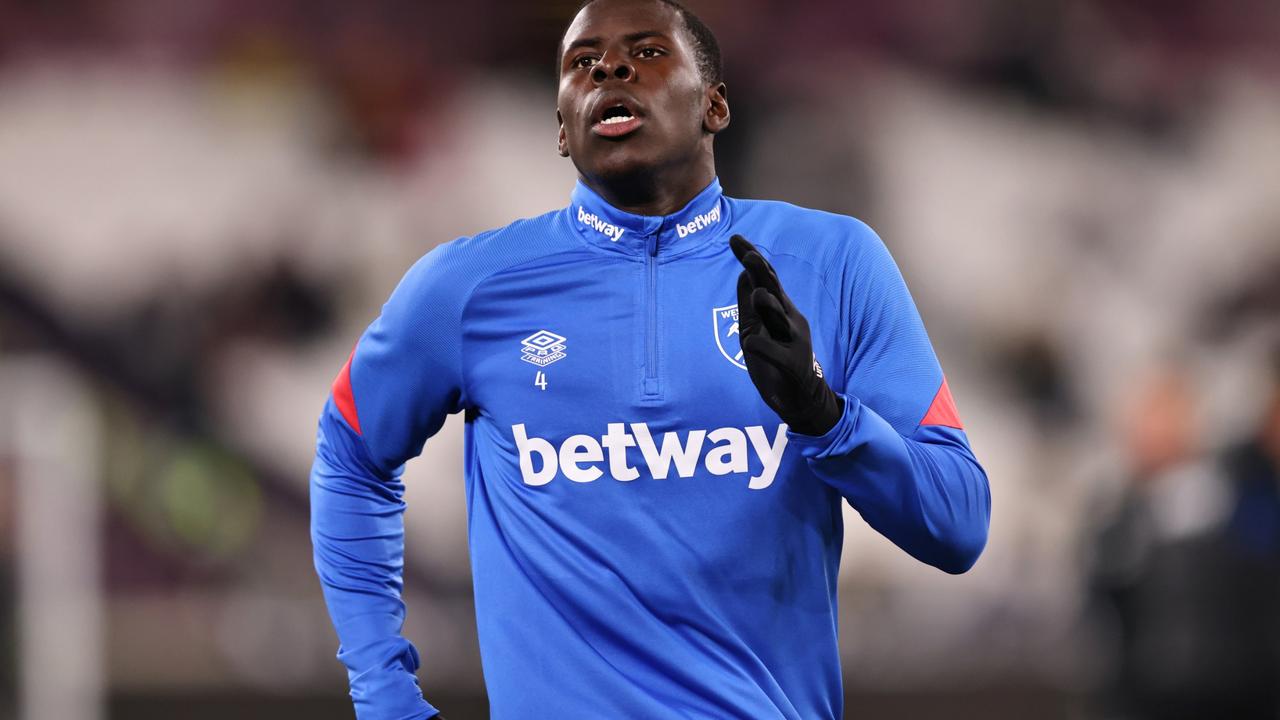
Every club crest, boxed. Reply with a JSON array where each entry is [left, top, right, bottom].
[[712, 304, 747, 370]]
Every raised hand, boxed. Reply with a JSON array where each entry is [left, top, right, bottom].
[[731, 234, 843, 436]]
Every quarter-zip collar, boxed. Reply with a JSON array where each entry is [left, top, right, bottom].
[[569, 177, 731, 258]]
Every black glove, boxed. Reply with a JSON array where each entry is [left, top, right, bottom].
[[731, 234, 843, 436]]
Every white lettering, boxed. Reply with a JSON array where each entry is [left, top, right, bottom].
[[675, 204, 721, 238], [559, 434, 603, 483], [631, 423, 706, 480], [704, 427, 748, 475], [514, 421, 783, 489], [744, 425, 789, 490], [601, 422, 639, 481], [577, 206, 625, 242], [513, 423, 556, 486]]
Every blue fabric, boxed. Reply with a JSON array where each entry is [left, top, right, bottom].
[[310, 178, 991, 720]]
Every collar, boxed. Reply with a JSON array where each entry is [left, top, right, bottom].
[[568, 177, 731, 258]]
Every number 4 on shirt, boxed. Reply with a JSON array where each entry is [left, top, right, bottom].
[[535, 371, 548, 391]]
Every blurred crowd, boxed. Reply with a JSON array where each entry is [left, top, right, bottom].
[[1083, 361, 1280, 719], [0, 1, 1278, 718]]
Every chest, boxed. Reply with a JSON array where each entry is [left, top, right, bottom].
[[463, 250, 841, 430]]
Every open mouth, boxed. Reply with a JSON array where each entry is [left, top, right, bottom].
[[592, 102, 643, 138], [600, 105, 635, 125]]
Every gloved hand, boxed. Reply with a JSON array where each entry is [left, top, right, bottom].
[[731, 234, 843, 436]]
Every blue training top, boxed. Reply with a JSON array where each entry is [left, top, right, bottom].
[[310, 177, 991, 720]]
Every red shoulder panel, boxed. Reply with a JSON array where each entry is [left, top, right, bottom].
[[920, 376, 964, 430], [331, 350, 363, 435]]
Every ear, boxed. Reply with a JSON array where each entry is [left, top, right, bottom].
[[703, 82, 730, 135], [556, 110, 570, 157]]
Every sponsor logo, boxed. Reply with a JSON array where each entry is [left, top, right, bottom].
[[520, 330, 567, 367], [577, 206, 625, 242], [712, 304, 747, 370], [675, 203, 721, 238], [513, 422, 789, 490]]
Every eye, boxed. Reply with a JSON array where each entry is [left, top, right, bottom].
[[572, 55, 599, 69], [637, 46, 665, 59]]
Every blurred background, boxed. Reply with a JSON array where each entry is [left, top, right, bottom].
[[1, 0, 1278, 718]]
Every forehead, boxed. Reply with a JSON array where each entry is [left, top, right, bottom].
[[561, 0, 686, 53]]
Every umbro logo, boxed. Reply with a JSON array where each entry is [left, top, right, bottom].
[[521, 330, 567, 367]]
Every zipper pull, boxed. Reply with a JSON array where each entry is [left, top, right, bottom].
[[646, 234, 658, 257]]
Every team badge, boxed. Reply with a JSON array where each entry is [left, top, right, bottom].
[[712, 305, 747, 370], [520, 330, 567, 367]]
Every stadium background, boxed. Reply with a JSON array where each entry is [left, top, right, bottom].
[[1, 0, 1278, 718]]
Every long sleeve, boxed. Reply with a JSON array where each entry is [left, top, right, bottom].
[[311, 404, 437, 719], [787, 394, 990, 573], [789, 223, 990, 574], [310, 247, 468, 720]]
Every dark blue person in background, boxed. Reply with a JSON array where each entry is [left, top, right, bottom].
[[1087, 359, 1280, 720], [310, 0, 991, 717]]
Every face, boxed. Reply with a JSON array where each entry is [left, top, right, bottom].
[[557, 0, 729, 183]]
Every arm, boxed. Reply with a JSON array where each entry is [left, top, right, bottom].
[[786, 390, 989, 574], [732, 233, 990, 574], [311, 249, 466, 719]]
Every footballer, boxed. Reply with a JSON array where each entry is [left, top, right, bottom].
[[310, 1, 991, 717]]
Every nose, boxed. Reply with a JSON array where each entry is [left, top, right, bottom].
[[591, 53, 633, 84]]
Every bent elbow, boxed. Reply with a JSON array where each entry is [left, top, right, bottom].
[[935, 493, 991, 574], [935, 526, 987, 574], [937, 459, 991, 575], [922, 499, 990, 575]]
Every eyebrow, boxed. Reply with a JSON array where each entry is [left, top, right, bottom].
[[563, 30, 669, 57]]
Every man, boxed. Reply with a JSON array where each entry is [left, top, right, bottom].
[[310, 0, 991, 718], [1086, 360, 1280, 720]]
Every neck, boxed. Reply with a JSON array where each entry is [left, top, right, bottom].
[[580, 152, 717, 217]]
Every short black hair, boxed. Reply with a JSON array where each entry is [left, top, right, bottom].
[[561, 0, 723, 85]]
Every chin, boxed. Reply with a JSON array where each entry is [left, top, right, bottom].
[[580, 145, 662, 185]]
